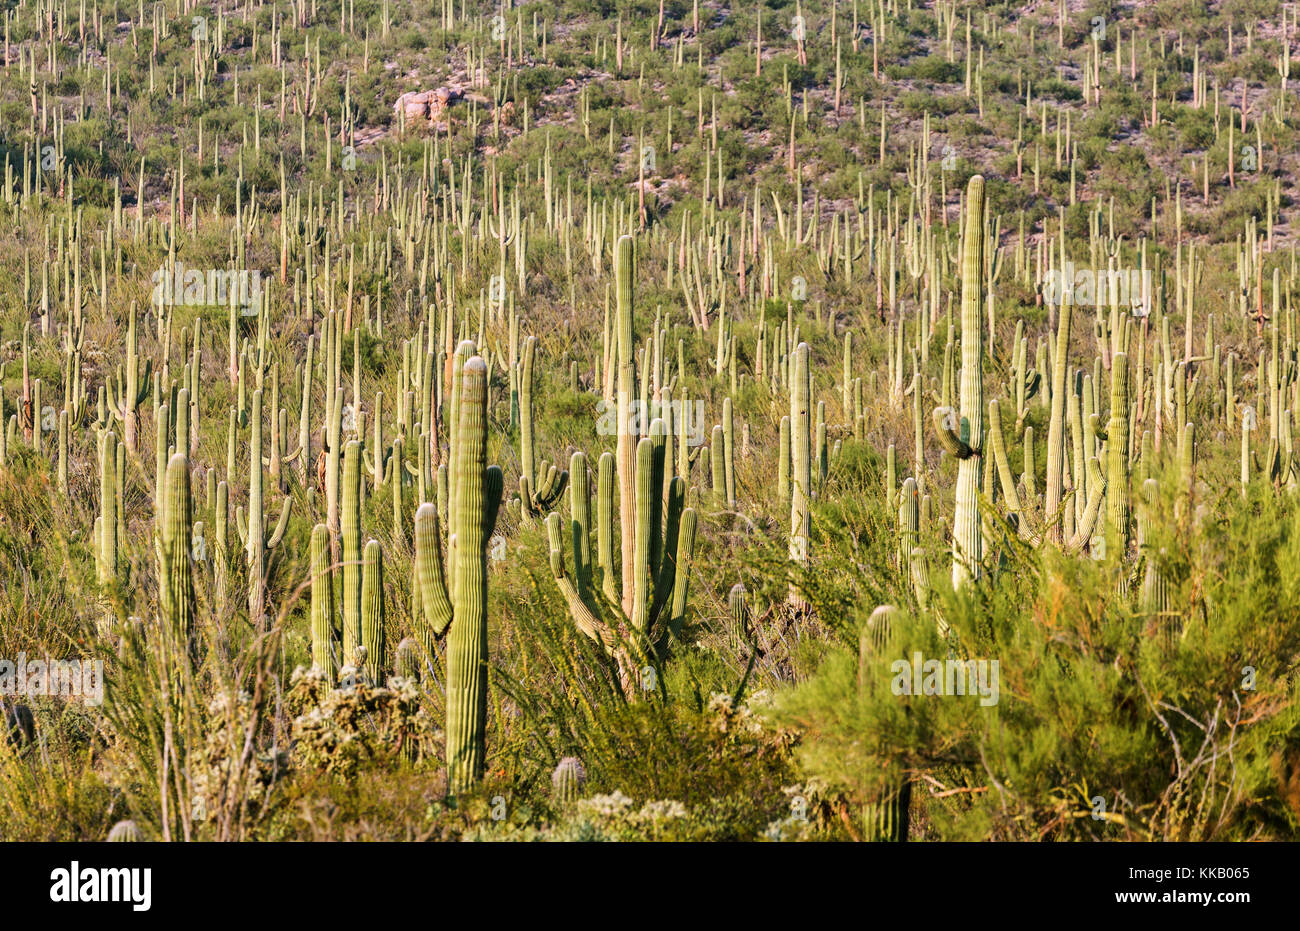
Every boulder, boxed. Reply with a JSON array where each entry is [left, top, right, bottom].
[[393, 87, 464, 127]]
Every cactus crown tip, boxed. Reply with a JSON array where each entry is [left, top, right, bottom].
[[553, 756, 586, 778]]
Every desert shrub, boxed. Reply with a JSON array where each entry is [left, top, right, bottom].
[[772, 484, 1300, 841]]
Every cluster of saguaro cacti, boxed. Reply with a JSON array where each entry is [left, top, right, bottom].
[[923, 177, 1121, 579], [544, 235, 697, 691], [306, 435, 390, 687], [6, 0, 1300, 830]]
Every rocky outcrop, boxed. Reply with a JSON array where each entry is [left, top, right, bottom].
[[393, 86, 464, 128]]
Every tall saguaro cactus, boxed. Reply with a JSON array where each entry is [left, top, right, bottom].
[[158, 452, 195, 649], [97, 430, 121, 594], [236, 388, 292, 628], [360, 539, 385, 684], [935, 175, 985, 589], [615, 234, 638, 617], [1106, 352, 1131, 559], [1044, 240, 1072, 543], [445, 355, 499, 793], [540, 232, 698, 689], [107, 305, 152, 452], [789, 342, 812, 609], [341, 440, 364, 667], [412, 350, 503, 795], [309, 523, 336, 680]]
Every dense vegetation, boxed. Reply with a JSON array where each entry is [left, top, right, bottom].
[[0, 0, 1297, 842]]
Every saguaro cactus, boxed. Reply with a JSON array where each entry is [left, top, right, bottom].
[[1106, 352, 1130, 560], [97, 430, 121, 593], [309, 523, 336, 680], [552, 756, 587, 803], [107, 305, 152, 452], [934, 175, 985, 588], [859, 605, 910, 841], [158, 452, 195, 649], [411, 350, 503, 795], [360, 539, 385, 684], [236, 388, 292, 628], [445, 355, 500, 792], [1044, 258, 1072, 541], [790, 342, 812, 609], [615, 234, 638, 617], [106, 820, 143, 842], [341, 440, 363, 667]]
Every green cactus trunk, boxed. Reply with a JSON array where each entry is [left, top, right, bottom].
[[859, 605, 910, 841], [159, 452, 195, 650], [1106, 353, 1130, 561], [341, 439, 363, 668], [789, 342, 811, 609], [615, 235, 637, 617], [446, 355, 502, 794], [310, 523, 336, 681], [361, 538, 385, 684], [952, 175, 985, 588]]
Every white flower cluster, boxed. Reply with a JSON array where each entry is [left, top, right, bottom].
[[705, 691, 769, 736], [570, 791, 691, 838]]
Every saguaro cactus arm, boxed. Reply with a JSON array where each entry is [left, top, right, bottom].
[[1064, 457, 1107, 554], [545, 512, 621, 651], [933, 407, 975, 459]]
